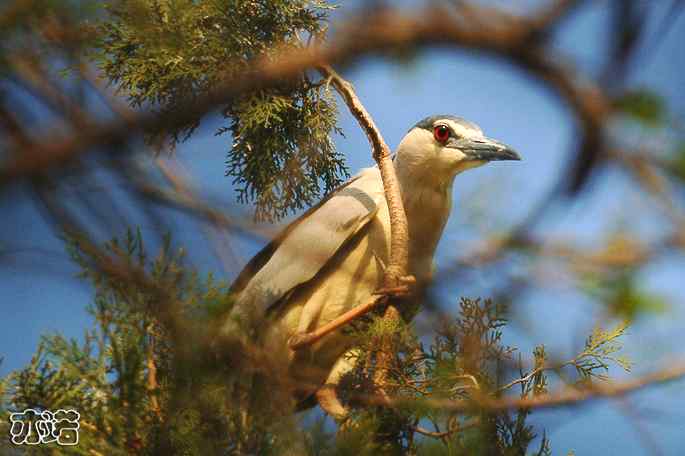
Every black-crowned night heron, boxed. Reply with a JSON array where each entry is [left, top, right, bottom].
[[224, 115, 520, 418]]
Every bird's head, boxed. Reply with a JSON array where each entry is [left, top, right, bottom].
[[395, 115, 520, 185]]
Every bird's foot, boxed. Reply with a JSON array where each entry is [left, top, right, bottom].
[[288, 332, 315, 349], [373, 275, 416, 297], [399, 275, 417, 286], [373, 275, 416, 298]]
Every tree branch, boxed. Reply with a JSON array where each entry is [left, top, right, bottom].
[[1, 4, 609, 194], [367, 361, 685, 412], [287, 66, 412, 352], [316, 65, 409, 286], [412, 417, 479, 439], [288, 67, 410, 407], [145, 322, 161, 420], [289, 295, 385, 350]]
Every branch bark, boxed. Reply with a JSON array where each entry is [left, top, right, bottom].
[[290, 66, 413, 353], [314, 65, 409, 391], [289, 295, 385, 350], [145, 322, 161, 420], [317, 65, 409, 285]]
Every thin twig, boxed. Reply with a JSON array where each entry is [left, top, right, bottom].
[[413, 418, 479, 439], [289, 295, 387, 349], [317, 65, 409, 285], [145, 322, 162, 420], [368, 361, 685, 412], [155, 158, 243, 272]]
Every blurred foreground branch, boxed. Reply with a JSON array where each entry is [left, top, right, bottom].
[[1, 1, 608, 194]]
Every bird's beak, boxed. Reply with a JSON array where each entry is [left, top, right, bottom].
[[448, 137, 521, 162]]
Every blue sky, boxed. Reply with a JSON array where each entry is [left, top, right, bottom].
[[2, 1, 685, 454]]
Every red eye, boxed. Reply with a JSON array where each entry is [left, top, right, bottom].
[[433, 125, 450, 143]]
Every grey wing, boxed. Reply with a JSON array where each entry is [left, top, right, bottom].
[[229, 168, 384, 324]]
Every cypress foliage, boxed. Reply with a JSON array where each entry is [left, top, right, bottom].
[[0, 231, 630, 454], [0, 1, 648, 455], [96, 0, 348, 221]]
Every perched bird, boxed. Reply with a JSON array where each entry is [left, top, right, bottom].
[[224, 115, 520, 418]]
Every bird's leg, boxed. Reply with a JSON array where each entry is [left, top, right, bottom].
[[315, 349, 359, 422], [315, 387, 347, 421], [373, 252, 416, 297]]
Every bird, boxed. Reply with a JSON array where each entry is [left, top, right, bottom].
[[223, 114, 520, 419]]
